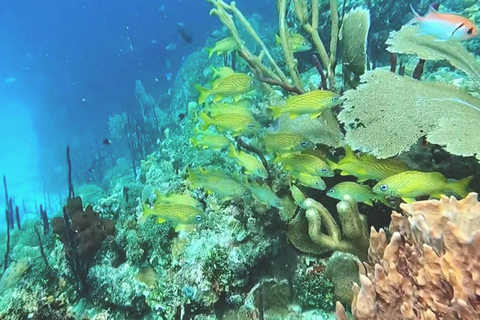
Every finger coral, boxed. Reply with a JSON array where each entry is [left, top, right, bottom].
[[288, 196, 369, 259], [336, 193, 480, 320], [338, 69, 480, 161]]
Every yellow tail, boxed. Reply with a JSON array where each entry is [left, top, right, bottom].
[[325, 158, 338, 170], [195, 84, 210, 104], [139, 204, 153, 224], [268, 106, 283, 119], [198, 112, 213, 131], [448, 175, 474, 198], [275, 34, 282, 46], [210, 66, 220, 78], [190, 137, 198, 147], [227, 144, 237, 158], [343, 146, 357, 162], [206, 47, 214, 58]]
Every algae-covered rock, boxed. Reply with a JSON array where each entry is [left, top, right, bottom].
[[325, 251, 360, 306]]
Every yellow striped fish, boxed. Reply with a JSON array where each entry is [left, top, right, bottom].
[[330, 147, 410, 182], [274, 153, 334, 177], [373, 171, 473, 203], [275, 33, 312, 52], [268, 90, 343, 119], [206, 36, 238, 58], [211, 66, 235, 79], [154, 190, 204, 209], [190, 133, 232, 151], [199, 111, 259, 136], [195, 73, 258, 104], [263, 131, 314, 153], [327, 182, 389, 206], [227, 145, 268, 179], [289, 171, 326, 190], [140, 203, 204, 225]]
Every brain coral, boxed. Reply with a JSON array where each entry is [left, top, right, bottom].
[[338, 69, 480, 161]]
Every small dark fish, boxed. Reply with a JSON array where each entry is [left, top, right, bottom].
[[103, 138, 112, 145], [178, 113, 186, 121], [123, 186, 130, 203], [178, 27, 193, 44]]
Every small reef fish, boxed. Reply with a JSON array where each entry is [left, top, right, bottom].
[[187, 168, 252, 201], [227, 145, 268, 179], [268, 90, 343, 120], [274, 153, 334, 177], [102, 138, 112, 145], [289, 171, 326, 190], [190, 133, 232, 151], [178, 26, 193, 44], [166, 43, 177, 50], [208, 103, 253, 118], [199, 111, 260, 136], [330, 147, 410, 182], [409, 5, 478, 41], [211, 66, 235, 79], [327, 182, 389, 206], [140, 203, 204, 226], [250, 184, 283, 209], [206, 36, 239, 58], [195, 73, 258, 104], [263, 131, 315, 153], [154, 190, 204, 210], [373, 171, 473, 203], [290, 184, 307, 209], [275, 33, 312, 52]]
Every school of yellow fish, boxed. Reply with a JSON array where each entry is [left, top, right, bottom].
[[140, 34, 474, 227]]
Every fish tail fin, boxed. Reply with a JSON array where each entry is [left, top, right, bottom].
[[195, 84, 210, 104], [407, 4, 421, 25], [206, 47, 214, 58], [267, 106, 282, 119], [227, 144, 237, 158], [210, 65, 219, 78], [199, 112, 212, 130], [448, 175, 474, 198], [325, 158, 338, 170], [343, 146, 357, 162], [139, 204, 153, 224], [190, 137, 198, 147], [275, 34, 281, 45]]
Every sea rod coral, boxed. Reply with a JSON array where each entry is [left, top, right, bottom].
[[336, 193, 480, 320]]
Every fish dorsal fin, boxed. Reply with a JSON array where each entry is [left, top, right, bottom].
[[428, 3, 439, 13]]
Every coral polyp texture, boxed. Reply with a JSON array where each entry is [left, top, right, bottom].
[[336, 193, 480, 320]]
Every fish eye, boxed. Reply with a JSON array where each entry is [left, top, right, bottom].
[[321, 168, 329, 173], [315, 181, 322, 186], [300, 141, 308, 148], [248, 123, 255, 129], [195, 214, 202, 222], [467, 27, 474, 35], [328, 189, 335, 193], [379, 184, 389, 192], [251, 80, 258, 85], [302, 42, 307, 46], [243, 189, 250, 195], [332, 96, 340, 102]]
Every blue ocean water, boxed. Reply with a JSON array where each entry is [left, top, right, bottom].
[[0, 0, 273, 226]]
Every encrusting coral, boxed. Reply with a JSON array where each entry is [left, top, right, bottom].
[[288, 196, 369, 260], [336, 193, 480, 320], [338, 69, 480, 161]]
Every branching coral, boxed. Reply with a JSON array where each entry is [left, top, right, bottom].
[[288, 196, 369, 259], [338, 69, 480, 161], [208, 0, 340, 92], [336, 193, 480, 320]]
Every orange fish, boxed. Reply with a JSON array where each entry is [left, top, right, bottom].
[[409, 4, 478, 41]]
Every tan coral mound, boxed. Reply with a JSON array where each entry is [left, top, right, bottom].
[[336, 193, 480, 320]]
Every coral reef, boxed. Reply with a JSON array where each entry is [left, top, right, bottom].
[[336, 193, 480, 320], [338, 69, 480, 161]]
